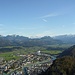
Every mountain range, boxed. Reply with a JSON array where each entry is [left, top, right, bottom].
[[0, 34, 75, 47], [0, 35, 62, 47], [53, 34, 75, 44]]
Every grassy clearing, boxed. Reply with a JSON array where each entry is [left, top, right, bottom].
[[46, 44, 73, 48], [0, 52, 20, 61], [0, 46, 64, 61], [41, 50, 63, 55], [0, 49, 62, 61]]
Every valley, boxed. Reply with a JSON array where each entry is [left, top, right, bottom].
[[0, 35, 75, 75]]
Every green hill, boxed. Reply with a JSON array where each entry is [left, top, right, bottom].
[[39, 56, 75, 75], [38, 45, 75, 75], [58, 45, 75, 58]]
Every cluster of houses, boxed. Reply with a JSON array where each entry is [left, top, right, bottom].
[[0, 51, 52, 75]]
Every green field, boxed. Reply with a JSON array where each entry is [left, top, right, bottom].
[[0, 44, 71, 61], [41, 50, 63, 55], [0, 52, 21, 61], [0, 49, 63, 61]]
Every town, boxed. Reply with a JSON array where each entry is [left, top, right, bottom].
[[0, 51, 54, 75]]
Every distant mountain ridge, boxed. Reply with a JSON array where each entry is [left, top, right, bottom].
[[0, 34, 75, 47], [0, 35, 62, 47], [53, 34, 75, 44]]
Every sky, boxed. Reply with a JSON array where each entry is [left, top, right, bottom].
[[0, 0, 75, 37]]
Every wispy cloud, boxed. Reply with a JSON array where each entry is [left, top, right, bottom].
[[42, 19, 47, 22], [39, 13, 60, 22], [40, 13, 59, 18]]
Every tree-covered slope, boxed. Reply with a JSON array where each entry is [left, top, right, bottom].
[[39, 56, 75, 75], [38, 45, 75, 75], [58, 45, 75, 58]]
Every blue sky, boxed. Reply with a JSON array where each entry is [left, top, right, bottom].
[[0, 0, 75, 37]]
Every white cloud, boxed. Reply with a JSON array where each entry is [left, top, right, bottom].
[[42, 19, 47, 22], [39, 13, 60, 22], [40, 13, 59, 18]]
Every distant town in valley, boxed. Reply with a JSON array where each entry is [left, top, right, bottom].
[[0, 0, 75, 75], [0, 34, 75, 75]]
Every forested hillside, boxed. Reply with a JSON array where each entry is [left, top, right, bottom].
[[38, 45, 75, 75], [39, 56, 75, 75], [58, 45, 75, 58]]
